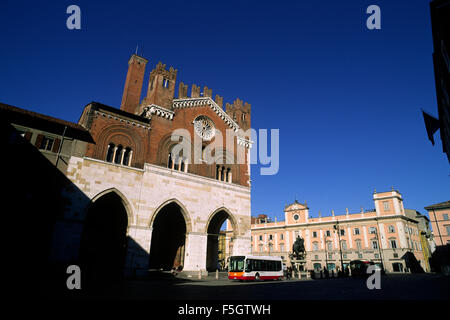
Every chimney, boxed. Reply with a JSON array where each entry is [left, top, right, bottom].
[[121, 54, 148, 114]]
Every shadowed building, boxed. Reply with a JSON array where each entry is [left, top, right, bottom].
[[424, 0, 450, 163], [2, 53, 253, 280], [425, 200, 450, 274]]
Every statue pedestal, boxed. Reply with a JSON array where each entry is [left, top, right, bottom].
[[291, 259, 306, 271], [289, 256, 307, 279]]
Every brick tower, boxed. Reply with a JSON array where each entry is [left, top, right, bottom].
[[226, 98, 251, 131], [142, 62, 177, 110], [120, 54, 148, 114]]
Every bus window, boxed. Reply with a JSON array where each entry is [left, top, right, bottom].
[[245, 259, 253, 272], [276, 261, 281, 271], [229, 256, 245, 272], [268, 260, 275, 271]]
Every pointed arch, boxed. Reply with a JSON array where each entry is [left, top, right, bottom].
[[205, 206, 239, 236], [90, 187, 134, 227], [156, 131, 193, 167], [205, 206, 238, 271], [149, 198, 192, 234], [80, 187, 131, 285], [148, 198, 191, 270]]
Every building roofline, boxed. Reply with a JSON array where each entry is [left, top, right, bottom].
[[1, 102, 94, 143], [424, 200, 450, 210], [86, 101, 151, 125]]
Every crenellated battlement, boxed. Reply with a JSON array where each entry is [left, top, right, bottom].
[[152, 61, 177, 80], [225, 98, 251, 114], [121, 54, 251, 128], [142, 61, 177, 109], [225, 98, 251, 130]]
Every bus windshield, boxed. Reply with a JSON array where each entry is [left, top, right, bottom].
[[229, 256, 245, 272]]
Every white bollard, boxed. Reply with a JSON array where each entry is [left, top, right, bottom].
[[198, 270, 202, 280], [216, 269, 219, 280]]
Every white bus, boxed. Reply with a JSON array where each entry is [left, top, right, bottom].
[[228, 255, 283, 281]]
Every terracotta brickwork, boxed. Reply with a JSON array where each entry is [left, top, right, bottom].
[[80, 55, 251, 187], [120, 54, 148, 114], [48, 54, 253, 275]]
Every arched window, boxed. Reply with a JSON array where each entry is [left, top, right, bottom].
[[114, 145, 123, 164], [216, 165, 232, 183], [168, 153, 173, 169], [122, 147, 132, 166], [106, 143, 132, 166], [168, 147, 188, 173], [220, 167, 225, 181], [180, 159, 185, 172], [226, 168, 232, 183], [106, 143, 115, 162], [174, 155, 180, 171]]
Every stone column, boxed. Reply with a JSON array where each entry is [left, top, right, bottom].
[[128, 150, 133, 166], [120, 148, 125, 165], [106, 144, 112, 161], [183, 232, 208, 273], [112, 146, 118, 162], [125, 226, 152, 276], [231, 236, 251, 256]]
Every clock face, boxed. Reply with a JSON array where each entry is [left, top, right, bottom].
[[194, 116, 215, 140], [293, 214, 299, 221]]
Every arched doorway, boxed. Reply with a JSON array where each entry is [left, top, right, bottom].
[[149, 202, 187, 270], [79, 192, 129, 287], [206, 209, 235, 272]]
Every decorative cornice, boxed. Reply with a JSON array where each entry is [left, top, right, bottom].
[[94, 110, 151, 130], [141, 104, 174, 120], [237, 136, 253, 149], [173, 97, 240, 132]]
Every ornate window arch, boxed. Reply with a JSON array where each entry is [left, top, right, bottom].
[[168, 145, 188, 172], [106, 143, 115, 162], [105, 143, 133, 166]]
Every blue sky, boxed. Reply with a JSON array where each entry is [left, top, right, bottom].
[[0, 0, 448, 221]]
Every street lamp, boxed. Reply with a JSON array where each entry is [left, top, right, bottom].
[[324, 232, 328, 270], [374, 219, 385, 273], [334, 220, 345, 274]]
